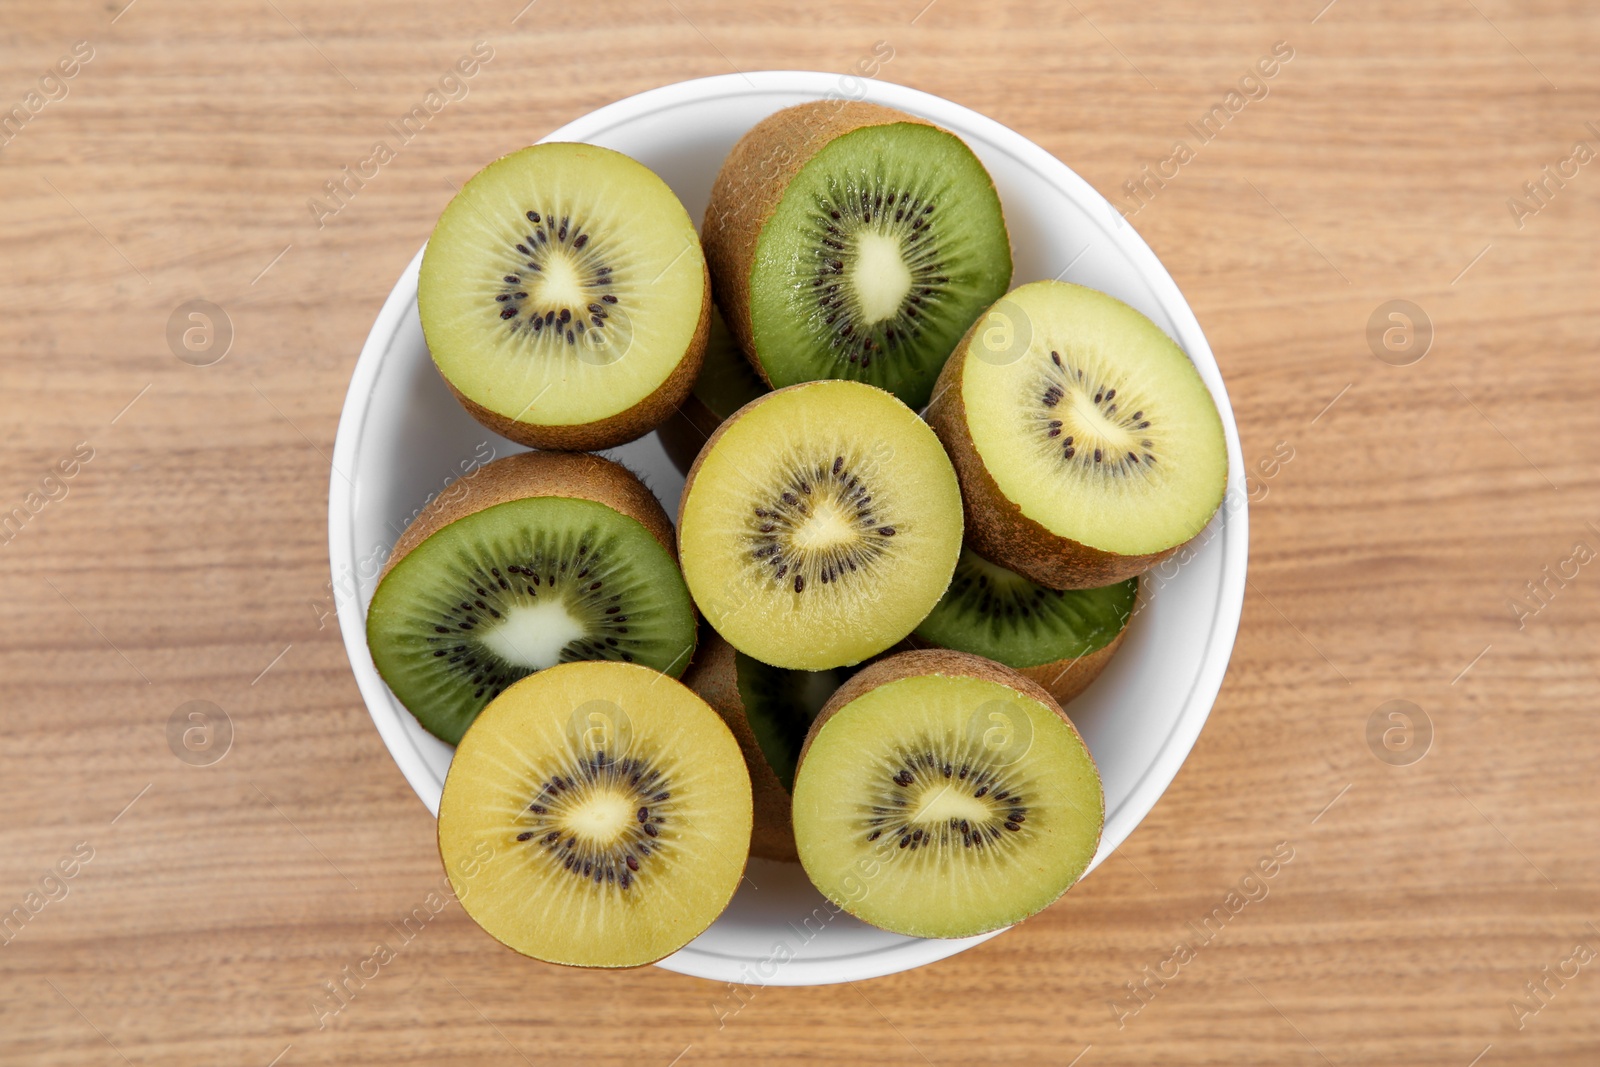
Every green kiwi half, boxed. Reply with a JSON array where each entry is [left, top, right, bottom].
[[912, 548, 1136, 705], [703, 102, 1012, 410], [367, 452, 697, 744]]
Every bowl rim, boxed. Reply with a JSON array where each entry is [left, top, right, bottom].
[[329, 70, 1247, 984]]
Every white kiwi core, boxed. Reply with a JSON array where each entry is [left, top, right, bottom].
[[850, 230, 914, 324], [480, 600, 588, 670]]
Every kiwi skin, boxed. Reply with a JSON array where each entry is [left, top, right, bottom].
[[797, 648, 1086, 771], [666, 356, 731, 444], [442, 264, 711, 453], [901, 626, 1128, 708], [681, 628, 802, 863], [657, 306, 767, 475], [926, 313, 1185, 590], [379, 450, 679, 583], [702, 101, 936, 377], [1018, 628, 1127, 707]]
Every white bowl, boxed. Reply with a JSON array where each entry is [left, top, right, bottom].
[[329, 71, 1247, 985]]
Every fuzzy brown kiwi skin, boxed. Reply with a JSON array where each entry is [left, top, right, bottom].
[[681, 628, 801, 863], [796, 648, 1088, 774], [1020, 627, 1127, 705], [899, 626, 1127, 707], [444, 266, 712, 452], [702, 101, 934, 378], [925, 318, 1182, 591], [380, 451, 679, 584], [656, 307, 752, 474]]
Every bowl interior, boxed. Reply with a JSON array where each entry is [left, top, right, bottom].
[[329, 72, 1247, 985]]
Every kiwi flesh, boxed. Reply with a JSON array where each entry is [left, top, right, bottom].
[[911, 548, 1136, 706], [791, 649, 1102, 939], [682, 628, 854, 862], [438, 660, 752, 968], [677, 379, 963, 671], [419, 143, 710, 451], [367, 452, 697, 745], [656, 306, 766, 475], [927, 280, 1229, 589], [703, 101, 1012, 411]]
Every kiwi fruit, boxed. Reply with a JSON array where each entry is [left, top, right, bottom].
[[703, 101, 1012, 410], [927, 280, 1228, 589], [677, 378, 963, 671], [656, 305, 766, 475], [438, 660, 752, 968], [366, 452, 697, 745], [419, 143, 710, 451], [791, 649, 1102, 939], [682, 628, 854, 862], [910, 548, 1136, 706]]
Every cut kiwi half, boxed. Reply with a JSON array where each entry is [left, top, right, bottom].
[[911, 548, 1137, 706], [682, 628, 854, 862], [677, 379, 963, 670], [703, 101, 1012, 410], [791, 649, 1103, 939], [656, 305, 766, 475], [366, 452, 697, 745], [438, 660, 752, 968], [419, 143, 710, 451], [927, 280, 1228, 588]]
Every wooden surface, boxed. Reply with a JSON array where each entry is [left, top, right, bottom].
[[2, 1, 1597, 1064]]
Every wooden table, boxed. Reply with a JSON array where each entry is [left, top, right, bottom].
[[2, 1, 1596, 1063]]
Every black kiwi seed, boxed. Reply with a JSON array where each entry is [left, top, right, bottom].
[[493, 207, 619, 345], [1033, 348, 1161, 478], [742, 451, 900, 596], [515, 752, 675, 892], [417, 526, 651, 717], [798, 183, 955, 373], [864, 746, 1030, 852]]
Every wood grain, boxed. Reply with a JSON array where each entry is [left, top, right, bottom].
[[1, 0, 1597, 1064]]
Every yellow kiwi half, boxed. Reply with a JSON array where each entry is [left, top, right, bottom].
[[439, 661, 752, 968], [791, 649, 1103, 939], [927, 280, 1228, 588], [677, 379, 963, 670], [419, 143, 709, 451]]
